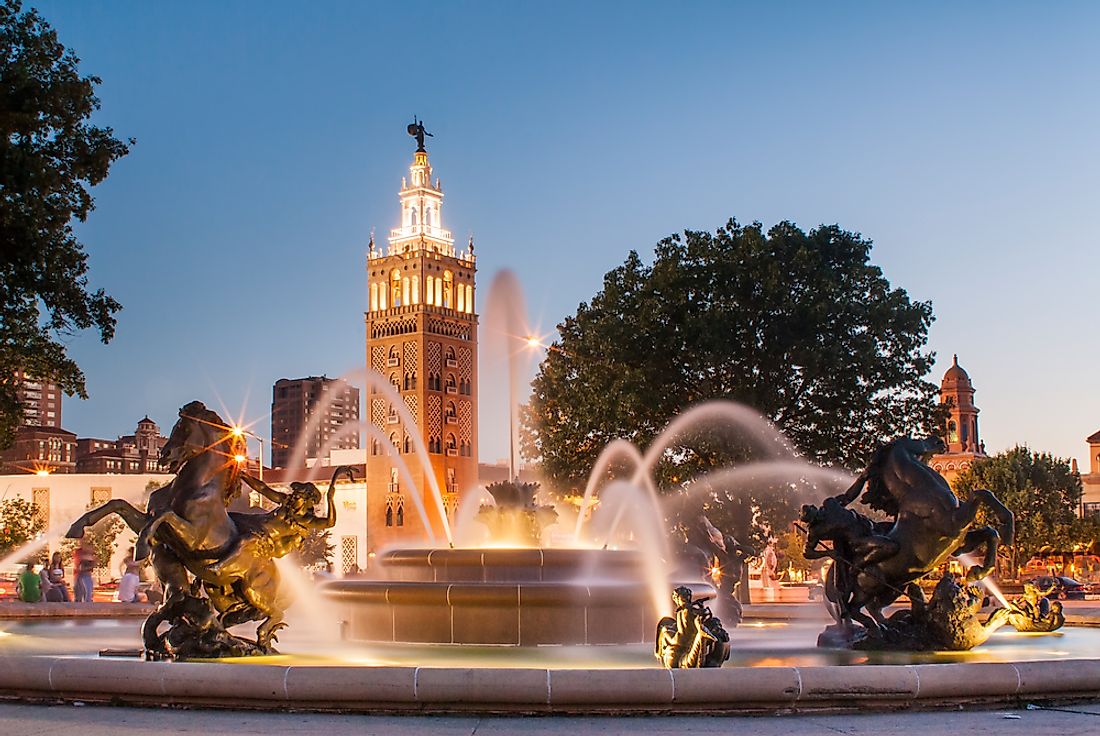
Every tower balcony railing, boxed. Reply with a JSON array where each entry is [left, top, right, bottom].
[[368, 303, 478, 319], [389, 225, 453, 241]]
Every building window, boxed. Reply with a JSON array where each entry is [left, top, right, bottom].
[[91, 487, 111, 506], [442, 271, 453, 308], [426, 275, 435, 305], [391, 269, 402, 307]]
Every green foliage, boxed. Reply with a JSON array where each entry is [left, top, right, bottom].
[[0, 498, 45, 560], [522, 219, 941, 542], [61, 504, 124, 571], [954, 446, 1085, 576], [297, 528, 334, 569], [776, 528, 814, 576], [0, 0, 130, 447]]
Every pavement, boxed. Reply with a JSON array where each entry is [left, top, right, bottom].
[[2, 701, 1100, 735]]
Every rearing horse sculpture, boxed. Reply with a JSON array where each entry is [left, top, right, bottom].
[[803, 436, 1014, 634], [66, 401, 329, 656]]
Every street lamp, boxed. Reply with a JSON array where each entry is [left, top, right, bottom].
[[230, 426, 266, 481]]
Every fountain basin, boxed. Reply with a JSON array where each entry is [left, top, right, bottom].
[[323, 547, 713, 646], [2, 653, 1100, 713]]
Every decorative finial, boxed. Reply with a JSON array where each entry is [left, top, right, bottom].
[[407, 116, 433, 152], [952, 354, 958, 365], [368, 228, 375, 254], [468, 233, 475, 254]]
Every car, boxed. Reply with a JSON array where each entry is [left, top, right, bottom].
[[1028, 575, 1089, 600]]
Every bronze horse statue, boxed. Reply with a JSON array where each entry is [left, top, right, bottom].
[[803, 436, 1014, 634], [66, 401, 345, 656]]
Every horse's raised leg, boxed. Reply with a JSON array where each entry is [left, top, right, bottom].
[[953, 526, 1000, 582], [66, 499, 149, 538], [972, 489, 1015, 547]]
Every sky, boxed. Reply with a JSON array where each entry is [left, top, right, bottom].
[[33, 1, 1100, 469]]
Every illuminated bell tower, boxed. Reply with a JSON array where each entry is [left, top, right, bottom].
[[364, 121, 478, 551], [930, 354, 986, 486]]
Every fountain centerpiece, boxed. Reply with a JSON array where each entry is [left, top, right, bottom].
[[475, 480, 558, 547]]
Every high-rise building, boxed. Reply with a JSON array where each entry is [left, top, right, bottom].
[[270, 376, 360, 468], [930, 355, 987, 485], [9, 370, 62, 428], [364, 127, 478, 548]]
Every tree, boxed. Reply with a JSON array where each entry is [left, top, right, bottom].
[[954, 447, 1085, 578], [297, 528, 334, 570], [0, 0, 130, 447], [522, 220, 941, 545], [0, 497, 45, 559]]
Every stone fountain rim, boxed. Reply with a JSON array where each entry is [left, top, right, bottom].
[[1, 653, 1098, 714]]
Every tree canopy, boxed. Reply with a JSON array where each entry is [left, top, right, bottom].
[[522, 218, 941, 499], [0, 0, 130, 447], [954, 446, 1095, 576]]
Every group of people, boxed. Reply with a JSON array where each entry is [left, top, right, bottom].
[[14, 545, 137, 604]]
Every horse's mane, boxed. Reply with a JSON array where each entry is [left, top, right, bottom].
[[179, 401, 246, 502], [860, 438, 902, 516]]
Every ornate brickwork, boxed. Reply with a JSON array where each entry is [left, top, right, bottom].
[[459, 346, 472, 380], [427, 341, 441, 375], [371, 345, 386, 373], [371, 398, 387, 428], [459, 400, 472, 443], [403, 394, 418, 423], [403, 340, 418, 366], [427, 394, 442, 437]]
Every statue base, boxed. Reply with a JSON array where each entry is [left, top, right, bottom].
[[819, 575, 1012, 652]]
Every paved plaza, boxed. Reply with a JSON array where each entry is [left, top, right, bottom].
[[1, 702, 1100, 736]]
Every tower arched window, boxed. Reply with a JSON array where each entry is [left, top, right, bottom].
[[446, 374, 457, 393], [465, 285, 473, 313], [389, 372, 400, 391], [446, 433, 457, 455], [442, 271, 453, 308], [426, 275, 435, 305], [948, 421, 958, 444], [411, 275, 419, 304], [390, 467, 399, 492], [425, 207, 432, 228], [403, 434, 411, 454], [457, 282, 465, 312], [402, 277, 410, 307], [391, 269, 402, 307], [390, 432, 399, 454], [385, 506, 393, 527], [370, 282, 378, 312], [370, 437, 380, 456], [446, 401, 457, 419], [396, 504, 404, 527], [410, 208, 418, 227]]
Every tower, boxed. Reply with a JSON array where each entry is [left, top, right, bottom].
[[364, 124, 478, 550], [930, 355, 987, 485]]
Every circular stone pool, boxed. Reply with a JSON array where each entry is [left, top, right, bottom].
[[1, 615, 1099, 713]]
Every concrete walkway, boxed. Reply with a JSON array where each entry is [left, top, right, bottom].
[[2, 701, 1100, 735]]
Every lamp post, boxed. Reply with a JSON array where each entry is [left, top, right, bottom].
[[231, 426, 266, 481]]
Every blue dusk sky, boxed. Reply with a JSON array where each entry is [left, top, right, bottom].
[[35, 1, 1100, 469]]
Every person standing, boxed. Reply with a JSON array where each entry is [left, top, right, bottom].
[[73, 543, 96, 603]]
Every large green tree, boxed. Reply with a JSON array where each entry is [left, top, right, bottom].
[[954, 446, 1090, 577], [0, 497, 45, 559], [0, 0, 130, 447], [523, 219, 941, 497]]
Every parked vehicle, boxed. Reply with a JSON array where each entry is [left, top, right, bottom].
[[1029, 575, 1090, 600]]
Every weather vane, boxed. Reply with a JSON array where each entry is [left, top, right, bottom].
[[407, 116, 432, 152]]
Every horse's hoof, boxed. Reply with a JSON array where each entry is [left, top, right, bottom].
[[134, 541, 152, 561], [64, 524, 84, 539]]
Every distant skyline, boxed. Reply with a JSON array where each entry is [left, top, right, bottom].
[[34, 1, 1100, 470]]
